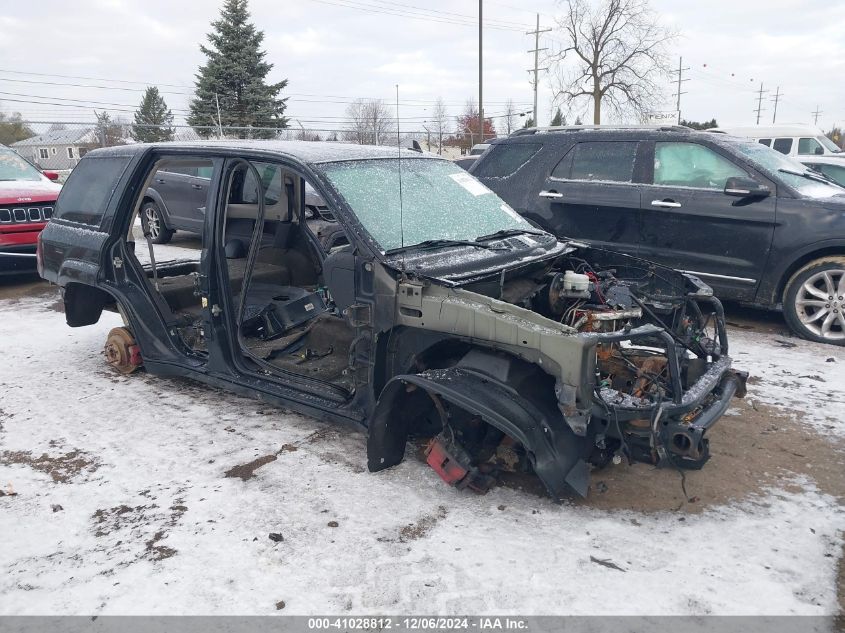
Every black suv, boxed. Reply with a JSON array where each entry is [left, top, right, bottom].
[[470, 126, 845, 345], [37, 141, 745, 499]]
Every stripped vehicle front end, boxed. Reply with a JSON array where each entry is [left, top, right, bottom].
[[367, 240, 747, 499]]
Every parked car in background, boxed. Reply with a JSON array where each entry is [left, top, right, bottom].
[[139, 161, 339, 246], [799, 155, 845, 187], [37, 141, 745, 499], [453, 143, 492, 171], [0, 145, 62, 274], [470, 125, 845, 345], [708, 125, 843, 158]]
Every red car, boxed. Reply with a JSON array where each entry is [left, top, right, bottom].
[[0, 145, 62, 274]]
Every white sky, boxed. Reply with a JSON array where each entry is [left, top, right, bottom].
[[0, 0, 843, 135]]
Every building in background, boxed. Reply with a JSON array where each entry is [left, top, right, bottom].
[[12, 128, 97, 170]]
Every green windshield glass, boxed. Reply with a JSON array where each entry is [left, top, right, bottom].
[[320, 158, 533, 251], [0, 148, 43, 182]]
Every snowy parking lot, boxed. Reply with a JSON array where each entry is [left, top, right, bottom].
[[0, 251, 843, 618]]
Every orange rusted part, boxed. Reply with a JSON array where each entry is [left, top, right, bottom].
[[103, 327, 142, 374]]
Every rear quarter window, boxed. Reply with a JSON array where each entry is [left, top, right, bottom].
[[54, 156, 132, 226], [472, 143, 542, 178]]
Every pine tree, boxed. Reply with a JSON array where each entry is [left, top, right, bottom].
[[132, 87, 174, 143], [550, 107, 564, 126], [188, 0, 288, 139], [574, 115, 583, 125]]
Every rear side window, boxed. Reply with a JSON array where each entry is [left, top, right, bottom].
[[772, 138, 793, 154], [472, 143, 541, 178], [556, 141, 638, 182], [758, 138, 772, 147], [54, 156, 131, 226]]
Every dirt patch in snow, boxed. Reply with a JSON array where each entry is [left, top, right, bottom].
[[570, 397, 845, 514], [1, 449, 100, 483], [224, 454, 278, 481], [399, 505, 448, 542], [92, 497, 187, 562]]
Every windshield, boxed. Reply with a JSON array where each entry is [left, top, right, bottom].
[[732, 141, 844, 198], [818, 135, 842, 153], [320, 158, 535, 252], [0, 148, 44, 182]]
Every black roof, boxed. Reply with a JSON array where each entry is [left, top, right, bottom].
[[88, 140, 439, 165]]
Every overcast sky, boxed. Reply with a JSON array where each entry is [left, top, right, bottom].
[[1, 0, 843, 135]]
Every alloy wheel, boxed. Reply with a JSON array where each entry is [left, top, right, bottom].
[[144, 206, 161, 240], [794, 268, 845, 341]]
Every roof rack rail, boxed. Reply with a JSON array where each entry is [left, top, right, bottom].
[[510, 124, 691, 136]]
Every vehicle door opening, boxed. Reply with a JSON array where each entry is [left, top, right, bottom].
[[219, 159, 358, 395], [123, 156, 216, 355]]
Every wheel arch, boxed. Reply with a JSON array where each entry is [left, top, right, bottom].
[[769, 243, 845, 306], [63, 281, 117, 327], [140, 188, 172, 229]]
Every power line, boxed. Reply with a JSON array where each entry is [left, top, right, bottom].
[[0, 74, 529, 108], [304, 0, 529, 31]]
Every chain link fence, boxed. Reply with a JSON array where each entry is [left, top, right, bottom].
[[8, 121, 459, 177]]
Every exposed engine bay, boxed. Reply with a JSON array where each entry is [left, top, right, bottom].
[[407, 244, 748, 497]]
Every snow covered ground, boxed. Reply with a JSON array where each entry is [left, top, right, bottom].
[[0, 272, 843, 617]]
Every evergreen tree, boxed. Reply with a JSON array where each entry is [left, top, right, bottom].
[[550, 107, 565, 126], [679, 118, 718, 130], [574, 115, 583, 125], [132, 87, 174, 143], [188, 0, 288, 139], [522, 117, 535, 129]]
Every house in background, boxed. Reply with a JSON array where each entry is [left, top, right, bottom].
[[12, 128, 97, 170]]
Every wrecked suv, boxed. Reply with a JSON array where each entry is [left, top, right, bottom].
[[38, 141, 746, 499]]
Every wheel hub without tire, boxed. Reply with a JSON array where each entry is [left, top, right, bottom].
[[104, 327, 142, 374], [795, 268, 845, 340]]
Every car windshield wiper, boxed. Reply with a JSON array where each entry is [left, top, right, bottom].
[[474, 227, 546, 241], [778, 168, 835, 185], [386, 239, 510, 255]]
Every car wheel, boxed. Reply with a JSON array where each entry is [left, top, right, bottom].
[[783, 257, 845, 345], [140, 201, 173, 245]]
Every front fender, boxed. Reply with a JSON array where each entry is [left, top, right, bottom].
[[367, 367, 592, 499]]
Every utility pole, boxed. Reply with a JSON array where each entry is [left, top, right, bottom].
[[478, 0, 483, 142], [526, 13, 551, 127], [770, 87, 783, 124], [669, 56, 689, 122], [812, 105, 823, 125], [754, 83, 768, 124]]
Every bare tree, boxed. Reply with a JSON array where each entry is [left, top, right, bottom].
[[343, 98, 394, 145], [431, 97, 449, 154], [549, 0, 676, 124], [503, 99, 518, 135]]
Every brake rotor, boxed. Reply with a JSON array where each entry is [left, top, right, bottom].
[[104, 327, 142, 374]]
